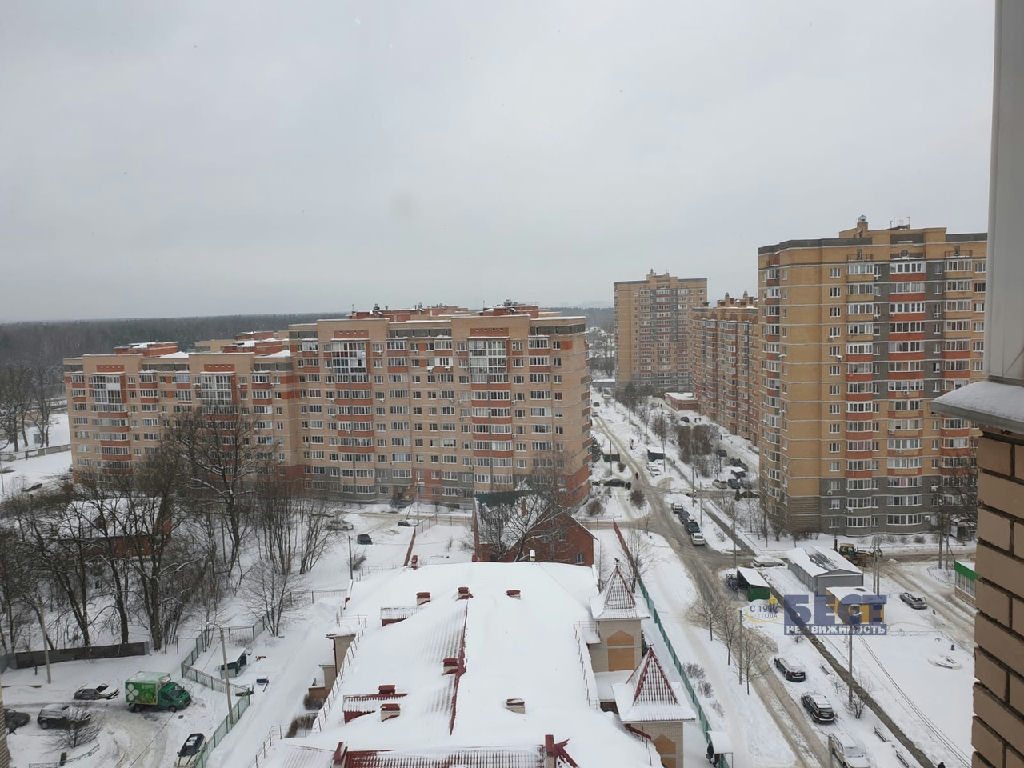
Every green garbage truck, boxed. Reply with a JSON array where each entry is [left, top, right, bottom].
[[125, 672, 191, 712]]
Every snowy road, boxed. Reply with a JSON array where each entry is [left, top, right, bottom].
[[594, 413, 828, 768]]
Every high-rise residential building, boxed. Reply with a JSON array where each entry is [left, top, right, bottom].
[[614, 271, 707, 392], [757, 218, 987, 534], [933, 5, 1024, 766], [692, 292, 760, 444], [63, 304, 592, 506]]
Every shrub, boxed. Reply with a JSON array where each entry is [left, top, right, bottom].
[[629, 488, 645, 508], [586, 499, 604, 517]]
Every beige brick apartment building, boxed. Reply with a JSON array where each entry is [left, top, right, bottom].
[[64, 304, 592, 506], [613, 271, 706, 393], [692, 292, 760, 444], [758, 219, 987, 535]]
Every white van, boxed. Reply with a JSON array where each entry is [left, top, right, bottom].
[[828, 732, 870, 768]]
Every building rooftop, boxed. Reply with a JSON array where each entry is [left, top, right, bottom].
[[279, 562, 653, 767], [786, 546, 861, 577]]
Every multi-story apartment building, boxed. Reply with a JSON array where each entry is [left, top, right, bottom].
[[692, 292, 760, 444], [758, 218, 986, 535], [63, 304, 592, 506], [614, 271, 706, 392]]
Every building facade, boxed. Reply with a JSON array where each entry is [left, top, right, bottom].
[[63, 304, 592, 506], [758, 219, 986, 534], [613, 271, 706, 393], [692, 292, 760, 444], [933, 5, 1024, 766]]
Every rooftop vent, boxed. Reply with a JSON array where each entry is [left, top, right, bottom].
[[416, 591, 430, 606], [457, 586, 473, 600], [506, 589, 521, 599], [378, 684, 396, 695], [380, 702, 400, 721], [443, 657, 459, 675], [505, 697, 526, 714]]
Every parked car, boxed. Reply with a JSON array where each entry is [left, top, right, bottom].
[[727, 478, 741, 489], [739, 489, 758, 498], [900, 592, 927, 610], [689, 531, 706, 546], [828, 732, 870, 768], [800, 692, 835, 723], [670, 503, 686, 513], [176, 733, 207, 768], [74, 683, 118, 700], [679, 416, 690, 423], [37, 706, 91, 730], [4, 708, 29, 732], [685, 520, 701, 534], [397, 520, 412, 527], [715, 449, 727, 458], [712, 480, 728, 489], [751, 555, 783, 568], [773, 656, 807, 682], [357, 533, 373, 545], [647, 463, 661, 475], [676, 509, 691, 524], [604, 478, 631, 489]]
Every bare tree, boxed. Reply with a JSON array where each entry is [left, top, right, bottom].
[[51, 708, 99, 750], [242, 558, 298, 637], [0, 364, 33, 451], [740, 629, 776, 694], [621, 527, 657, 589], [27, 357, 60, 448], [165, 405, 265, 573], [0, 526, 34, 652], [475, 473, 579, 563], [692, 591, 724, 642], [715, 604, 741, 666], [10, 484, 95, 646]]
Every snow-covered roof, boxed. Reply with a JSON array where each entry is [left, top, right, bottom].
[[590, 565, 650, 621], [612, 649, 695, 723], [736, 567, 769, 588], [159, 351, 190, 359], [786, 546, 861, 577], [932, 379, 1024, 434], [285, 562, 651, 767], [827, 586, 885, 604]]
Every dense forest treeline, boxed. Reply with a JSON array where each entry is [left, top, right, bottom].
[[0, 306, 614, 368]]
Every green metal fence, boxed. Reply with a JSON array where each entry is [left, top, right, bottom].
[[194, 693, 252, 768], [612, 522, 730, 768]]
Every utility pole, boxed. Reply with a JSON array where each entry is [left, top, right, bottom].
[[872, 547, 881, 595], [848, 624, 855, 706], [731, 499, 738, 573], [347, 535, 353, 580], [220, 626, 234, 724], [36, 610, 51, 684], [738, 608, 744, 685]]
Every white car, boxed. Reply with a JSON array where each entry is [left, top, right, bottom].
[[828, 732, 870, 768], [689, 531, 706, 546], [751, 556, 784, 568]]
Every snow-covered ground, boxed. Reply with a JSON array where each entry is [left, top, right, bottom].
[[761, 565, 972, 768]]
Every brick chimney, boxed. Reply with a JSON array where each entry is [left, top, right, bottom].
[[381, 702, 400, 721], [505, 589, 521, 599], [377, 684, 396, 695], [544, 735, 556, 768], [505, 697, 526, 714], [443, 657, 459, 674], [332, 742, 348, 767], [416, 591, 430, 606], [457, 586, 473, 600]]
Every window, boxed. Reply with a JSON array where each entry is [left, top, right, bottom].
[[829, 267, 842, 278]]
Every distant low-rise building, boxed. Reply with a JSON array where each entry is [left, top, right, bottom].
[[786, 545, 863, 595]]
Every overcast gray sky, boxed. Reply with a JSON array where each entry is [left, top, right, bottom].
[[0, 1, 995, 322]]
